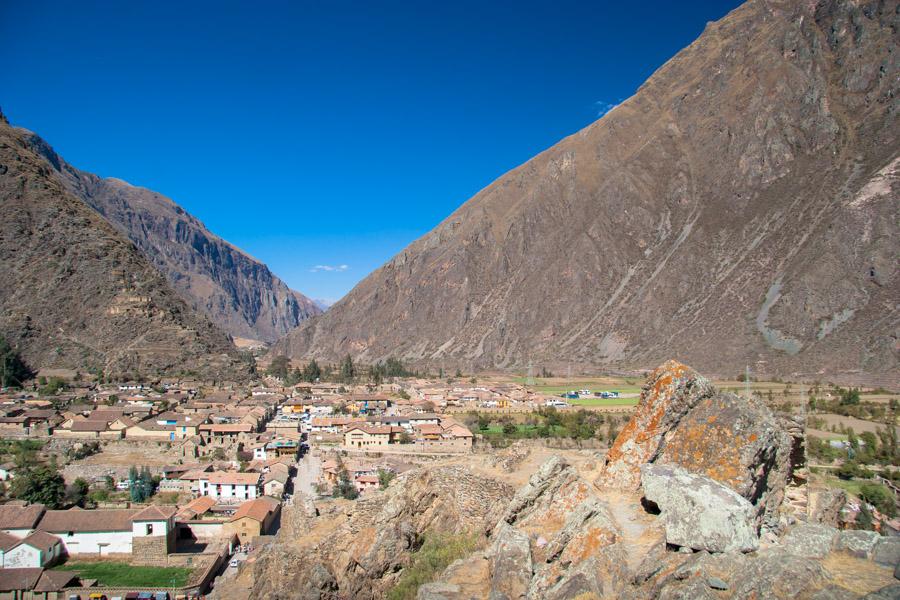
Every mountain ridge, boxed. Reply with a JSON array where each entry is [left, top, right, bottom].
[[0, 115, 251, 380], [273, 0, 899, 385], [18, 130, 321, 344]]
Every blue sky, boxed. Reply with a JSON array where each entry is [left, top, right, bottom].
[[0, 0, 743, 304]]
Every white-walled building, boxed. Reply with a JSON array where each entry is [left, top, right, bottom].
[[198, 471, 261, 502], [37, 509, 140, 555], [1, 531, 62, 568]]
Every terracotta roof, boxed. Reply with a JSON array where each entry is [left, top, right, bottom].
[[16, 530, 60, 550], [414, 424, 443, 434], [0, 531, 20, 551], [345, 425, 403, 435], [200, 423, 253, 433], [230, 497, 280, 523], [264, 471, 288, 484], [178, 495, 216, 517], [70, 420, 109, 432], [132, 505, 177, 521], [355, 475, 379, 484], [0, 568, 43, 592], [204, 471, 261, 486], [0, 504, 45, 529], [33, 570, 79, 593], [38, 508, 140, 533]]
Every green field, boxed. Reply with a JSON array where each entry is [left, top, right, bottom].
[[55, 561, 193, 587], [568, 396, 639, 407], [481, 424, 567, 436]]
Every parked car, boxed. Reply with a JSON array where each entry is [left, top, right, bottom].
[[229, 558, 241, 568], [116, 480, 131, 490], [124, 593, 140, 600], [89, 594, 109, 600], [153, 593, 170, 600], [67, 595, 81, 600]]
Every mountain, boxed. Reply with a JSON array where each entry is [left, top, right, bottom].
[[0, 113, 250, 381], [313, 298, 335, 311], [19, 133, 320, 344], [273, 0, 899, 384]]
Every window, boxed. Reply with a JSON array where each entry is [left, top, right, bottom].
[[146, 524, 154, 535]]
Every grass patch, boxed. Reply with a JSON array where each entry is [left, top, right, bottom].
[[568, 397, 639, 407], [821, 475, 864, 497], [387, 532, 481, 600], [480, 424, 566, 436], [55, 561, 192, 587]]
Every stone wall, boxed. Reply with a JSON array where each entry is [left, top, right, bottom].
[[132, 532, 174, 566]]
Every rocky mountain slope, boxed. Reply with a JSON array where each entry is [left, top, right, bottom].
[[274, 0, 899, 384], [19, 131, 320, 343], [0, 113, 250, 380]]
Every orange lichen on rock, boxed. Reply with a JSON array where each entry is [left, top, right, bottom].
[[596, 360, 714, 490]]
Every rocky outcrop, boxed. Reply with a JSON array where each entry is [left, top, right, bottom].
[[597, 361, 715, 490], [0, 114, 250, 381], [598, 361, 794, 530], [275, 0, 900, 385], [246, 465, 515, 599], [641, 464, 759, 553], [20, 130, 320, 343]]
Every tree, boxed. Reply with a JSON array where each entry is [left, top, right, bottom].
[[398, 431, 413, 444], [140, 466, 155, 500], [839, 387, 861, 406], [377, 468, 396, 489], [339, 355, 355, 383], [333, 459, 359, 500], [502, 422, 517, 435], [860, 482, 896, 517], [0, 336, 32, 388], [129, 466, 145, 502], [11, 463, 65, 508], [65, 478, 90, 507], [302, 359, 322, 383], [477, 414, 490, 431], [267, 355, 291, 380]]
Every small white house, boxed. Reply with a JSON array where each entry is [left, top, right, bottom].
[[2, 531, 62, 568], [198, 471, 261, 502]]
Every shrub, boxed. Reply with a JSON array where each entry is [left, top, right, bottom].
[[859, 483, 896, 517], [387, 533, 480, 600]]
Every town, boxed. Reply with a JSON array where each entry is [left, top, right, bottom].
[[0, 357, 628, 599], [0, 354, 897, 598]]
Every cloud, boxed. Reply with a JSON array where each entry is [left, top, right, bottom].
[[594, 100, 620, 117], [309, 264, 349, 273]]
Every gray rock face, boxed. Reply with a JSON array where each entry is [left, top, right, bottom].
[[864, 583, 900, 599], [780, 523, 839, 559], [873, 537, 900, 568], [488, 523, 532, 600], [656, 549, 836, 599], [641, 463, 759, 553], [836, 530, 881, 559]]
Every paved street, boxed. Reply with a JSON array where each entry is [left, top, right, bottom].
[[295, 451, 322, 497]]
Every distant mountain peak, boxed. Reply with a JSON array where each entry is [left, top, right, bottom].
[[18, 131, 322, 343]]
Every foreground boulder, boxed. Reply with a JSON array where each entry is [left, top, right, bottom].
[[598, 360, 795, 528], [641, 463, 759, 553]]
